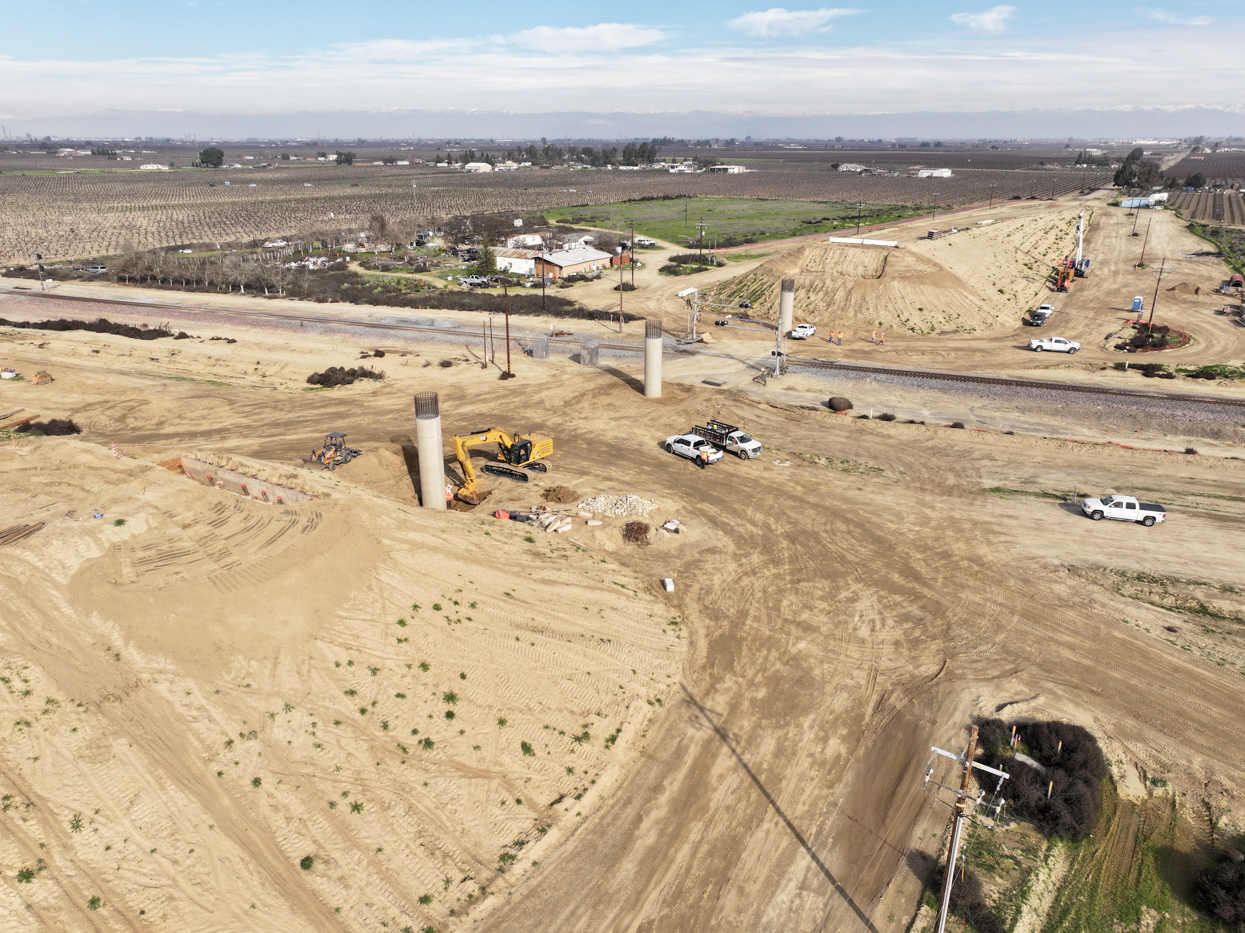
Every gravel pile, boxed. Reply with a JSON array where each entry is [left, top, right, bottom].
[[578, 494, 657, 517]]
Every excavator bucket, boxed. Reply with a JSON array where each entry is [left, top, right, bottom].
[[455, 487, 491, 507]]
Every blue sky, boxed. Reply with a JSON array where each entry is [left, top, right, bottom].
[[0, 1, 1240, 120]]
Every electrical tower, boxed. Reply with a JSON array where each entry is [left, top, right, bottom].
[[922, 726, 1010, 933]]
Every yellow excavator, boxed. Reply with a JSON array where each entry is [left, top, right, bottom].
[[453, 428, 553, 505]]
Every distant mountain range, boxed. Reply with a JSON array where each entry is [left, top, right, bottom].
[[5, 108, 1244, 142]]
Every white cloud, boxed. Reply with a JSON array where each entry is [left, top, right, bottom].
[[1, 27, 1244, 120], [509, 23, 667, 51], [950, 5, 1017, 32], [1135, 7, 1212, 25], [727, 7, 862, 37]]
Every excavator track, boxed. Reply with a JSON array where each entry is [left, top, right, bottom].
[[482, 464, 531, 483], [524, 462, 549, 473]]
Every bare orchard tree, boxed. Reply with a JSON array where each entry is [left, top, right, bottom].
[[266, 263, 294, 296], [224, 255, 247, 293]]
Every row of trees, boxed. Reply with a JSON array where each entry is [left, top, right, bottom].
[[112, 250, 303, 295], [435, 140, 664, 169]]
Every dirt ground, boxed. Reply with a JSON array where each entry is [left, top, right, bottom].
[[2, 298, 1245, 933], [3, 191, 1245, 931]]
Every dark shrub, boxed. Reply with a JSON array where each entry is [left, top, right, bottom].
[[877, 412, 897, 422], [828, 397, 853, 412], [23, 419, 82, 436], [1197, 863, 1245, 923], [976, 718, 1106, 840], [950, 421, 966, 429]]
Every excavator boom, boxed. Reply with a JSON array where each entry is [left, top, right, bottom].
[[453, 428, 553, 505]]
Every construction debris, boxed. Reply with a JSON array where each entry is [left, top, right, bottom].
[[31, 371, 53, 385], [579, 495, 657, 518], [622, 521, 652, 545], [541, 485, 580, 504], [0, 523, 45, 547]]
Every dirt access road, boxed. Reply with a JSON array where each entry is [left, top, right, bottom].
[[3, 315, 1244, 932]]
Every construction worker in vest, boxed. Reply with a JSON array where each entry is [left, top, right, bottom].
[[445, 484, 454, 503], [697, 448, 708, 469]]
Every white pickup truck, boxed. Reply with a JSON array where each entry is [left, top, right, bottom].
[[664, 434, 724, 464], [1081, 495, 1167, 526], [1027, 335, 1080, 353]]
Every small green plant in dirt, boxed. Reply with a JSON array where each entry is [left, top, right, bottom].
[[520, 741, 535, 756], [112, 518, 126, 527], [87, 896, 102, 910], [300, 855, 314, 871], [69, 813, 83, 833], [442, 691, 458, 705], [16, 867, 35, 883]]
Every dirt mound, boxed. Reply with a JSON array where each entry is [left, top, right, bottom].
[[1167, 282, 1202, 295], [22, 418, 82, 435], [0, 317, 191, 340], [716, 210, 1087, 335], [306, 365, 384, 386], [542, 485, 580, 504]]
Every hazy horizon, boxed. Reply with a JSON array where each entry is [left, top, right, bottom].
[[2, 1, 1242, 140]]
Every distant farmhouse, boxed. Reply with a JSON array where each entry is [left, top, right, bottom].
[[535, 247, 613, 280]]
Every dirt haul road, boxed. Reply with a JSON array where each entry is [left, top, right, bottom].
[[2, 305, 1245, 933]]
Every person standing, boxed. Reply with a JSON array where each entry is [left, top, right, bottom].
[[870, 330, 876, 343], [878, 330, 885, 346], [837, 331, 844, 346], [697, 448, 708, 470]]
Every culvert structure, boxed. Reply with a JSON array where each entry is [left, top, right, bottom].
[[414, 391, 446, 510]]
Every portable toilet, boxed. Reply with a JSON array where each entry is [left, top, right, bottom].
[[1131, 296, 1144, 313]]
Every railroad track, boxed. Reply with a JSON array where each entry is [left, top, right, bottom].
[[784, 357, 1245, 409], [5, 286, 1243, 409]]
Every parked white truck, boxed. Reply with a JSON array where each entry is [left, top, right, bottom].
[[664, 434, 724, 464], [690, 421, 763, 460], [1080, 494, 1167, 526], [1027, 335, 1080, 353]]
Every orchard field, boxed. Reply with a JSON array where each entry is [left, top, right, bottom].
[[0, 155, 1111, 263]]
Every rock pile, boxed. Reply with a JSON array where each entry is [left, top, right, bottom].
[[578, 494, 657, 517]]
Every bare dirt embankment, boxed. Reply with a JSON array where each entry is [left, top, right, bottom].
[[3, 240, 1245, 932]]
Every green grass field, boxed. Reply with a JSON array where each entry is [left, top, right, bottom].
[[546, 197, 924, 247]]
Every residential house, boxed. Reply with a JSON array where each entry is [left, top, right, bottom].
[[707, 164, 747, 173], [493, 248, 541, 276], [535, 247, 613, 280], [506, 233, 544, 249], [461, 162, 493, 173]]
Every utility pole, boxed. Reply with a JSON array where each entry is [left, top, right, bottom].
[[922, 726, 1010, 933], [630, 223, 636, 286], [695, 221, 708, 263], [1137, 218, 1152, 267], [502, 284, 514, 378], [988, 184, 995, 209], [1148, 258, 1166, 329], [1131, 190, 1142, 236], [856, 200, 863, 235], [617, 246, 625, 332]]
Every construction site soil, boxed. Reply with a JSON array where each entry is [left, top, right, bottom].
[[2, 191, 1245, 933]]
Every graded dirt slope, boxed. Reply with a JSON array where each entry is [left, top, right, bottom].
[[715, 204, 1090, 335], [2, 307, 1245, 933]]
